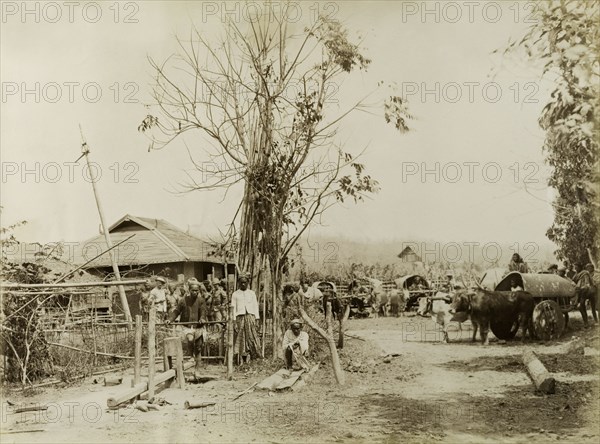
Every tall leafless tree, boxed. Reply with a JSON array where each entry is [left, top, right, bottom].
[[139, 4, 411, 358]]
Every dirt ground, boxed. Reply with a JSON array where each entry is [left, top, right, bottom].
[[2, 314, 599, 443]]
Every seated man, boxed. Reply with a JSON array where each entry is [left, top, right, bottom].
[[510, 278, 524, 291], [165, 282, 208, 378], [282, 319, 309, 370]]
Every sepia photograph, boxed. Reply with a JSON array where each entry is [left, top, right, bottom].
[[1, 1, 598, 442]]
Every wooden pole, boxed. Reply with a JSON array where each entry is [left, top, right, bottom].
[[147, 305, 156, 400], [47, 342, 133, 360], [53, 234, 136, 284], [1, 279, 147, 289], [79, 127, 132, 326], [133, 315, 142, 387]]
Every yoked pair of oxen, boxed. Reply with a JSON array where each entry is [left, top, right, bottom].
[[416, 287, 535, 345]]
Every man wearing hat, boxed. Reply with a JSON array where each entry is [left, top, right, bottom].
[[282, 319, 309, 370], [231, 274, 261, 362], [578, 264, 598, 327], [557, 265, 568, 279], [149, 276, 169, 321], [211, 278, 228, 322]]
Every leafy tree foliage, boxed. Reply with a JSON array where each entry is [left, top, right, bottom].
[[508, 0, 599, 265], [1, 218, 52, 384]]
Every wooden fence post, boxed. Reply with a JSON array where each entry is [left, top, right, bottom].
[[133, 315, 142, 387], [148, 306, 156, 399]]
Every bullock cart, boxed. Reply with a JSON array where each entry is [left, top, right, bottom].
[[344, 278, 378, 317], [491, 272, 576, 340], [396, 275, 436, 312]]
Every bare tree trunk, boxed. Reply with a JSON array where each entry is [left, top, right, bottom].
[[299, 304, 345, 385]]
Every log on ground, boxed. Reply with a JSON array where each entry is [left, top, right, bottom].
[[184, 400, 217, 409], [522, 349, 556, 394]]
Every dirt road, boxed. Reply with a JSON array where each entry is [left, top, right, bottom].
[[2, 315, 599, 443]]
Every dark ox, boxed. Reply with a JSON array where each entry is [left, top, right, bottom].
[[416, 292, 465, 343], [450, 289, 534, 345], [322, 291, 344, 320]]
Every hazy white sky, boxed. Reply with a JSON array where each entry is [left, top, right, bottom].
[[1, 1, 559, 258]]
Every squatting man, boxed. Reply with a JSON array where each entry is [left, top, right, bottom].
[[282, 318, 309, 370]]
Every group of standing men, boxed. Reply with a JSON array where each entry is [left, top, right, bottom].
[[546, 260, 598, 328], [140, 276, 229, 378], [139, 274, 311, 372], [568, 263, 598, 328], [141, 276, 228, 323]]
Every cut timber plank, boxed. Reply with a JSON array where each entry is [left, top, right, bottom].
[[275, 370, 305, 390], [256, 369, 290, 391]]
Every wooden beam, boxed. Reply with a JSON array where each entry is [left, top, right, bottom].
[[53, 234, 136, 284], [47, 342, 133, 360], [1, 279, 147, 289], [107, 361, 194, 408]]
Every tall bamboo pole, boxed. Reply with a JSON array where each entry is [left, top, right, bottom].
[[225, 248, 234, 378], [271, 277, 277, 361], [258, 259, 266, 358], [79, 126, 132, 326]]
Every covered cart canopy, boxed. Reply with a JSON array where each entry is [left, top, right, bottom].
[[395, 275, 430, 289], [494, 272, 576, 341], [495, 272, 576, 298], [314, 281, 337, 294]]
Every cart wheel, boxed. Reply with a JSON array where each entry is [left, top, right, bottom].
[[533, 300, 565, 340], [490, 317, 519, 340]]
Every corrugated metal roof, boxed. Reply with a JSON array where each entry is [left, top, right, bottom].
[[73, 214, 219, 267]]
